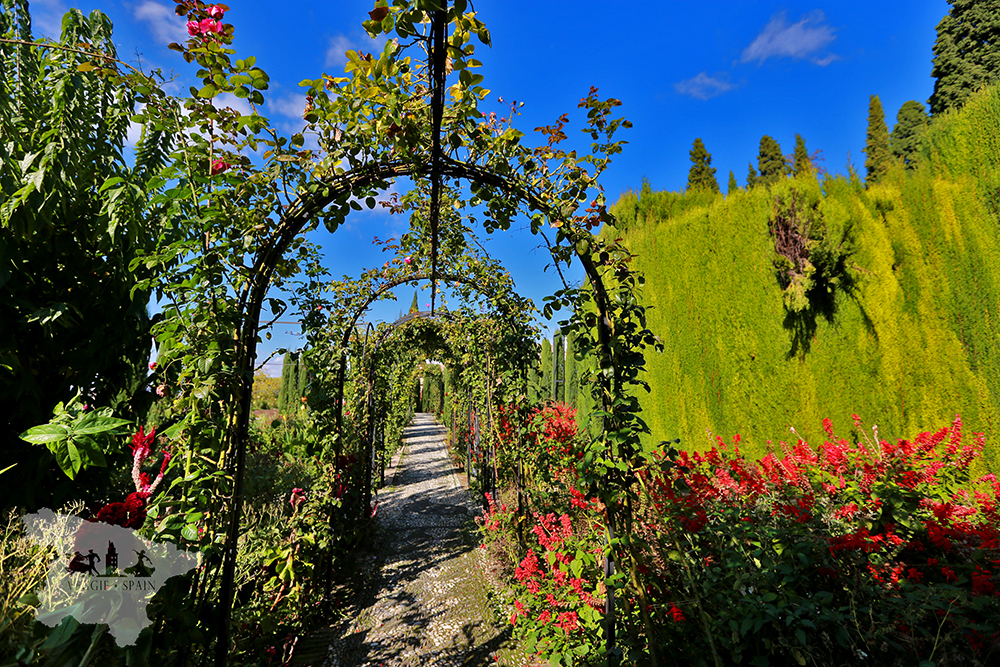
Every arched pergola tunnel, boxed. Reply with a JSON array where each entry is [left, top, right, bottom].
[[212, 3, 658, 665]]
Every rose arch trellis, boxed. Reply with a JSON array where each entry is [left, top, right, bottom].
[[213, 3, 659, 665]]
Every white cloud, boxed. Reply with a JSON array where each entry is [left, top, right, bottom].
[[741, 10, 837, 65], [325, 32, 386, 69], [674, 73, 736, 101], [269, 94, 309, 120], [29, 0, 69, 38], [133, 1, 189, 48]]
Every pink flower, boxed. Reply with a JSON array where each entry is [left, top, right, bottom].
[[198, 18, 223, 35], [149, 362, 157, 370], [130, 427, 171, 495], [207, 5, 225, 20], [211, 158, 231, 175], [187, 20, 202, 36], [156, 384, 167, 397], [290, 487, 307, 510], [404, 256, 412, 265]]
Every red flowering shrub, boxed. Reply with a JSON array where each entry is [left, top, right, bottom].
[[630, 415, 1000, 665], [487, 414, 1000, 666]]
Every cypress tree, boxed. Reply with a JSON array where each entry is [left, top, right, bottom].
[[541, 337, 553, 403], [757, 135, 789, 186], [863, 95, 891, 185], [890, 100, 929, 169], [528, 341, 543, 402], [746, 162, 758, 189], [686, 138, 720, 193], [792, 134, 811, 177], [297, 353, 308, 407], [553, 332, 565, 403], [408, 290, 419, 314], [929, 0, 1000, 116], [564, 332, 578, 408], [727, 170, 739, 194]]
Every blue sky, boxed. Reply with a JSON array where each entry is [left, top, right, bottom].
[[24, 0, 950, 374]]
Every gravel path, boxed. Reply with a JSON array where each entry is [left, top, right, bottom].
[[295, 413, 521, 667]]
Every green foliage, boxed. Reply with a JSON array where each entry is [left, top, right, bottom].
[[553, 332, 564, 403], [746, 161, 758, 189], [930, 0, 1000, 115], [727, 170, 738, 194], [864, 94, 891, 185], [0, 1, 165, 509], [686, 137, 719, 193], [19, 399, 131, 479], [564, 332, 578, 408], [891, 100, 929, 169], [613, 87, 1000, 474], [756, 135, 789, 186], [250, 371, 281, 411], [541, 337, 553, 401], [792, 133, 811, 176]]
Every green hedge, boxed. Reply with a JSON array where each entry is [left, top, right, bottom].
[[615, 85, 1000, 474]]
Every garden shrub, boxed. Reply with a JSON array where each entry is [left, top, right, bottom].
[[488, 413, 1000, 666]]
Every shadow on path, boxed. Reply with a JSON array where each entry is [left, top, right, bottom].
[[293, 413, 521, 667]]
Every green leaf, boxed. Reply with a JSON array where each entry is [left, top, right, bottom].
[[73, 416, 131, 435], [196, 84, 219, 98], [20, 424, 70, 445], [17, 593, 40, 607], [181, 525, 199, 541]]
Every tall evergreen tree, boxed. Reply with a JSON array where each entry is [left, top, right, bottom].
[[408, 290, 419, 314], [929, 0, 1000, 115], [864, 95, 891, 185], [891, 100, 929, 169], [757, 135, 789, 186], [792, 134, 811, 177], [727, 170, 739, 194], [541, 338, 553, 402], [746, 162, 758, 189], [528, 342, 543, 402], [553, 332, 565, 403], [564, 333, 578, 407], [297, 354, 309, 405], [686, 137, 720, 193]]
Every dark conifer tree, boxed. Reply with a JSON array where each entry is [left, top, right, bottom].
[[727, 170, 739, 194], [408, 290, 419, 314], [757, 135, 789, 186], [686, 138, 720, 193], [864, 95, 891, 185], [891, 101, 929, 169], [792, 134, 811, 177], [746, 162, 758, 189], [930, 0, 1000, 116]]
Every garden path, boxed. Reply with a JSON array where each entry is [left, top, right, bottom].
[[294, 413, 522, 667]]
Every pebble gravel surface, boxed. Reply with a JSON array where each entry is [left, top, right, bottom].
[[294, 413, 522, 667]]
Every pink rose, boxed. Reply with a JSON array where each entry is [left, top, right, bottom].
[[198, 18, 222, 35], [207, 5, 225, 20], [156, 385, 167, 397], [211, 158, 231, 175], [149, 362, 157, 370], [187, 20, 202, 36], [404, 256, 412, 265]]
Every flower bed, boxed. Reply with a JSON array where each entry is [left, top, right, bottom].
[[482, 412, 1000, 666]]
